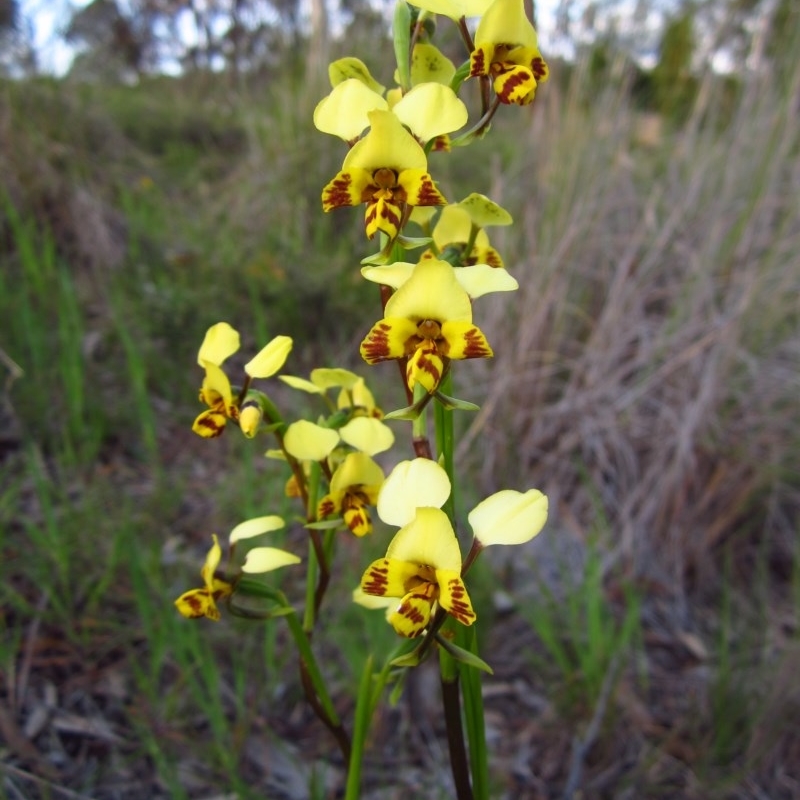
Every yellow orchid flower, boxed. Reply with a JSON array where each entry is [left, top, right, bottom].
[[415, 193, 513, 267], [360, 507, 476, 638], [337, 377, 383, 419], [317, 452, 385, 536], [360, 259, 493, 393], [192, 324, 292, 439], [174, 535, 233, 621], [469, 0, 549, 106], [321, 110, 446, 240]]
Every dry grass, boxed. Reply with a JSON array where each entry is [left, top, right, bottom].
[[462, 60, 800, 596]]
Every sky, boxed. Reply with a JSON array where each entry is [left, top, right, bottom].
[[20, 0, 563, 75]]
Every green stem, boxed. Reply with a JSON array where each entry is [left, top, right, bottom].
[[433, 371, 489, 799], [282, 599, 350, 759], [344, 655, 375, 800], [458, 625, 489, 799], [434, 370, 456, 522], [440, 647, 475, 800]]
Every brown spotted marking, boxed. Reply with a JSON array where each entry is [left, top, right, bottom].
[[415, 174, 446, 206], [470, 49, 486, 77], [447, 578, 476, 625], [498, 70, 530, 105], [462, 327, 493, 359], [323, 172, 355, 210], [361, 322, 394, 363], [531, 57, 548, 81], [363, 561, 390, 595]]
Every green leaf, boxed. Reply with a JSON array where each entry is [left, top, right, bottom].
[[435, 634, 494, 674]]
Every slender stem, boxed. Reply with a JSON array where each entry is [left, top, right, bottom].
[[458, 625, 489, 799], [282, 602, 351, 761], [344, 655, 375, 800], [440, 650, 475, 800]]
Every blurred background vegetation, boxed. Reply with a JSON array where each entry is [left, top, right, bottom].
[[1, 0, 799, 797]]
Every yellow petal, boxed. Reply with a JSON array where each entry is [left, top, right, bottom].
[[238, 403, 262, 438], [432, 205, 473, 250], [436, 570, 476, 626], [360, 317, 419, 363], [279, 375, 325, 394], [328, 57, 385, 94], [197, 322, 240, 367], [322, 168, 374, 212], [473, 0, 539, 54], [361, 557, 421, 598], [283, 421, 340, 461], [245, 335, 293, 378], [454, 265, 518, 298], [389, 592, 433, 638], [242, 547, 301, 574], [344, 110, 427, 174], [377, 458, 451, 527], [493, 64, 537, 105], [192, 409, 227, 438], [386, 508, 462, 572], [409, 205, 438, 227], [200, 534, 224, 590], [440, 321, 493, 360], [406, 0, 493, 20], [361, 262, 415, 290], [310, 368, 361, 390], [338, 377, 379, 414], [456, 192, 513, 227], [393, 84, 468, 143], [329, 452, 386, 497], [352, 587, 395, 611], [468, 489, 548, 546], [396, 168, 447, 207], [384, 259, 472, 324], [313, 79, 388, 142], [339, 417, 395, 456], [230, 515, 285, 543], [344, 505, 372, 537], [407, 341, 444, 393], [364, 197, 402, 240], [175, 588, 221, 620], [410, 43, 456, 86], [201, 361, 234, 411]]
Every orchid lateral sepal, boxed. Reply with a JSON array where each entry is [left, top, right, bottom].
[[390, 649, 423, 668], [433, 390, 480, 411], [450, 59, 472, 94], [383, 389, 435, 420], [435, 633, 494, 674], [306, 519, 346, 531]]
